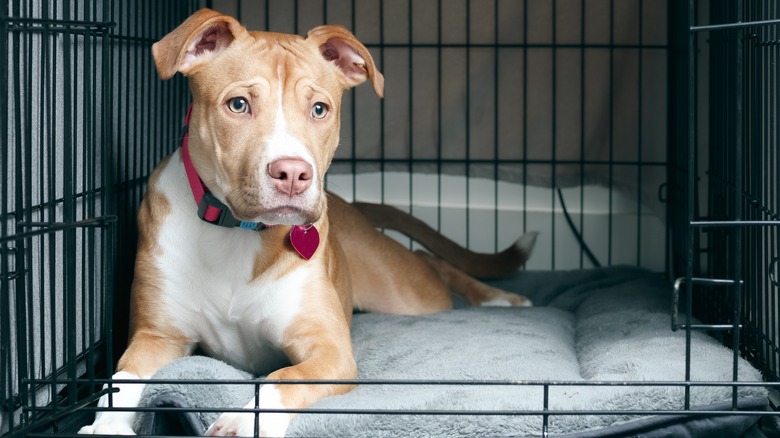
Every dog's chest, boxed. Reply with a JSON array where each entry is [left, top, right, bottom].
[[151, 153, 305, 373]]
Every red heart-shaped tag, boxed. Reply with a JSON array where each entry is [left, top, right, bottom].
[[289, 225, 320, 260]]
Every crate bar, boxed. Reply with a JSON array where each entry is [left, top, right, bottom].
[[350, 0, 356, 208], [690, 18, 780, 32], [130, 0, 140, 226], [690, 220, 780, 227], [1, 0, 11, 431], [16, 405, 780, 438], [578, 0, 586, 268], [550, 0, 558, 269], [11, 0, 31, 430], [98, 0, 113, 408], [25, 0, 39, 426], [671, 277, 743, 322], [0, 0, 10, 428], [667, 0, 694, 285], [331, 157, 668, 166], [379, 0, 386, 217], [745, 0, 759, 396], [752, 0, 763, 378], [671, 276, 745, 330], [492, 0, 498, 253], [41, 0, 56, 426], [731, 0, 745, 410], [140, 0, 150, 238], [86, 25, 102, 390], [95, 0, 112, 409], [436, 0, 442, 233], [81, 0, 94, 397], [253, 368, 260, 438], [0, 187, 109, 223], [3, 16, 113, 29], [67, 406, 778, 416], [29, 377, 780, 388], [14, 404, 778, 438], [0, 217, 117, 244], [10, 408, 776, 438], [636, 0, 645, 267], [112, 0, 136, 384], [607, 0, 615, 266], [684, 0, 696, 411], [522, 0, 529, 237], [541, 384, 549, 437], [363, 42, 667, 49], [465, 0, 471, 252], [64, 0, 82, 410], [114, 0, 132, 408], [408, 0, 415, 250]]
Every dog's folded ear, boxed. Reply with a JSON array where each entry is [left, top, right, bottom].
[[152, 8, 247, 80], [306, 26, 385, 98]]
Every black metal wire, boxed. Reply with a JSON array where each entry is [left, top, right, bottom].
[[678, 0, 780, 394], [1, 0, 194, 434]]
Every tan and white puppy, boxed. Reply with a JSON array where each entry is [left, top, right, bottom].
[[79, 8, 535, 437]]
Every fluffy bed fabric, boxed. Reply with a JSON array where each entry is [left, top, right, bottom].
[[134, 266, 768, 437]]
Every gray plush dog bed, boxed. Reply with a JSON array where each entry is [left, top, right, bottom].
[[133, 267, 768, 437]]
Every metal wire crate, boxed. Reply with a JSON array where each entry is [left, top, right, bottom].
[[1, 0, 778, 436], [1, 0, 195, 434], [679, 0, 780, 383]]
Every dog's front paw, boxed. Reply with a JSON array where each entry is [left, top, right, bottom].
[[206, 411, 290, 437], [206, 412, 255, 437], [207, 386, 290, 437], [79, 371, 144, 435], [78, 422, 136, 435]]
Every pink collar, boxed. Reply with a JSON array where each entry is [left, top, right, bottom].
[[180, 105, 267, 231], [179, 105, 320, 260]]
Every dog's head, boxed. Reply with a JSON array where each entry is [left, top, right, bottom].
[[152, 8, 383, 226]]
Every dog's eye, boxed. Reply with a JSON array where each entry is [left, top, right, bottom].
[[227, 97, 250, 114], [311, 102, 329, 119]]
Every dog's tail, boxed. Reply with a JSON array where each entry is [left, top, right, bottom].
[[352, 202, 537, 278]]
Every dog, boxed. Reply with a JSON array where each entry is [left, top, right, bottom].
[[79, 8, 536, 437]]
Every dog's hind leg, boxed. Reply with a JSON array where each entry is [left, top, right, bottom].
[[415, 251, 532, 307]]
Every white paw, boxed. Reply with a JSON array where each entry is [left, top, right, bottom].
[[206, 411, 257, 436], [78, 371, 144, 435], [206, 386, 290, 437], [78, 423, 136, 435], [206, 412, 290, 437], [480, 291, 533, 307]]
